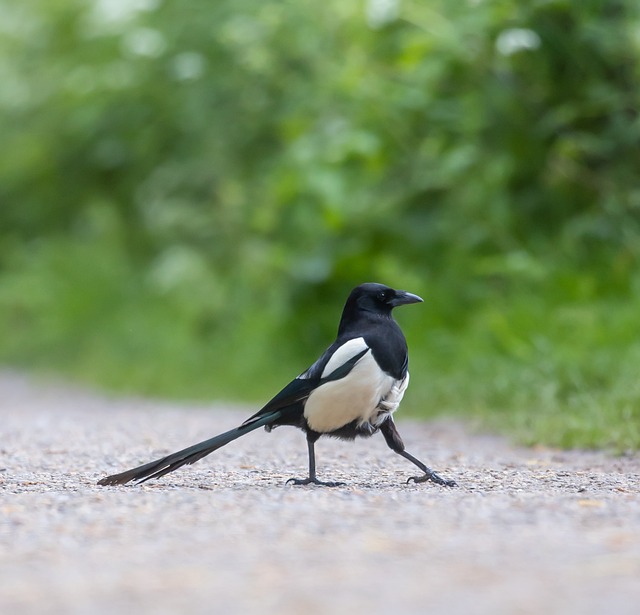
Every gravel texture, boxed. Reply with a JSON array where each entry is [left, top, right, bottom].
[[1, 371, 639, 615]]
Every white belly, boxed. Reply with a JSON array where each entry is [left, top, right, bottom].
[[303, 338, 407, 433]]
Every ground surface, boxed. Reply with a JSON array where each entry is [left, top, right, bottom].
[[1, 371, 639, 615]]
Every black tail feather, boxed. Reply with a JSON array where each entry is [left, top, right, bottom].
[[97, 410, 282, 486]]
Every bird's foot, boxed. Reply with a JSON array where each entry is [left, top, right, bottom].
[[407, 470, 457, 487], [286, 477, 346, 487]]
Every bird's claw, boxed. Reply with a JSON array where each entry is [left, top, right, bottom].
[[286, 477, 346, 487], [407, 472, 457, 487]]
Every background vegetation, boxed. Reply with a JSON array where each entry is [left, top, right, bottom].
[[1, 0, 639, 449]]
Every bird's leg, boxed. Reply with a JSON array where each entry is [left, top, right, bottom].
[[286, 434, 345, 487], [397, 449, 457, 487], [380, 418, 457, 487]]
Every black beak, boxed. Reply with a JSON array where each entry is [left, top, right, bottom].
[[390, 290, 424, 307]]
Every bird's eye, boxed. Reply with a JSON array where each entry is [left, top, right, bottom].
[[377, 290, 390, 302]]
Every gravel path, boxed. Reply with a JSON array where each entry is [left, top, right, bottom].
[[1, 371, 639, 614]]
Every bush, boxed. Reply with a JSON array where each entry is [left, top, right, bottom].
[[1, 0, 639, 448]]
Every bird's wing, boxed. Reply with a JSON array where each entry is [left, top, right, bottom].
[[242, 346, 370, 426]]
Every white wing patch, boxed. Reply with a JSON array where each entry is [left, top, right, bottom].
[[303, 337, 408, 433], [321, 337, 370, 378]]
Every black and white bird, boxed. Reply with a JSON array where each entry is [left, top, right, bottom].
[[98, 283, 456, 488]]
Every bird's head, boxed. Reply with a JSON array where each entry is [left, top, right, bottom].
[[346, 283, 423, 317]]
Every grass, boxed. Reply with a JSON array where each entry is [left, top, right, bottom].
[[405, 289, 640, 452], [1, 236, 639, 452]]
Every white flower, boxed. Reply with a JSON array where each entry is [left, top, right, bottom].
[[366, 0, 399, 29], [496, 28, 541, 56]]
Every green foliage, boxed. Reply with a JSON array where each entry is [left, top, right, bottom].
[[1, 0, 640, 449]]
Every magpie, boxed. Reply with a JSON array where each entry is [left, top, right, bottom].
[[97, 283, 456, 488]]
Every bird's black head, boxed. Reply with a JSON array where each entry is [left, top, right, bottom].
[[344, 283, 423, 318]]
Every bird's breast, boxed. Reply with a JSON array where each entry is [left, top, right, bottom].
[[303, 339, 407, 433]]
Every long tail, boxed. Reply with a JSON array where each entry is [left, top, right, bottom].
[[97, 410, 283, 486]]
